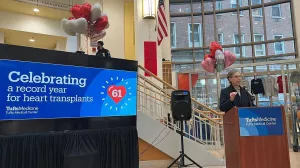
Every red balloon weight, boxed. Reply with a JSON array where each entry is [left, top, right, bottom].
[[177, 73, 199, 90], [94, 16, 109, 32]]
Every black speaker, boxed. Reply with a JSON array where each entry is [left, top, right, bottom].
[[171, 90, 192, 121]]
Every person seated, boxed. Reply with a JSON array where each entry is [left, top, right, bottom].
[[96, 41, 111, 58]]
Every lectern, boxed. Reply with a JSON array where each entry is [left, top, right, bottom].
[[223, 106, 290, 168]]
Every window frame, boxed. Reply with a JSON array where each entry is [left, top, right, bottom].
[[231, 0, 244, 16], [170, 22, 177, 48], [272, 3, 282, 18], [233, 33, 246, 57], [217, 33, 224, 45], [252, 0, 263, 17], [188, 23, 202, 48], [273, 34, 285, 54], [254, 34, 266, 56]]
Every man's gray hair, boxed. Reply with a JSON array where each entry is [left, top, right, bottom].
[[227, 69, 240, 80]]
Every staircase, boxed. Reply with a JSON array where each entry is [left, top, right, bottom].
[[137, 66, 225, 167]]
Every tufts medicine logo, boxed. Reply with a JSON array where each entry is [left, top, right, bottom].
[[239, 107, 284, 137]]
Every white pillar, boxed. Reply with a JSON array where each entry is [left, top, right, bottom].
[[0, 32, 4, 44], [66, 36, 77, 53]]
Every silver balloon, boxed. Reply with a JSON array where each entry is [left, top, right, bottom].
[[61, 18, 76, 36], [90, 3, 102, 23], [69, 18, 88, 34], [215, 49, 225, 72]]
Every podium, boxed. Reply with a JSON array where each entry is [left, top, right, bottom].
[[223, 106, 290, 168]]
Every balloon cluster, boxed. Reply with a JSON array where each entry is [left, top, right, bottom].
[[61, 3, 109, 44], [201, 42, 236, 73]]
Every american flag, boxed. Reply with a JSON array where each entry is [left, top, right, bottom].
[[157, 0, 168, 46]]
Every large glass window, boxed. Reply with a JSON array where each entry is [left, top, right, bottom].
[[170, 0, 296, 71]]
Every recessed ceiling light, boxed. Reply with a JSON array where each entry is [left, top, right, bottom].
[[33, 8, 39, 12], [29, 39, 35, 42]]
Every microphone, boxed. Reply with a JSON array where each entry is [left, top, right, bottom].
[[242, 86, 255, 101]]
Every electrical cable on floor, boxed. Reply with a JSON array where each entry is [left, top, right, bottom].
[[139, 126, 172, 156]]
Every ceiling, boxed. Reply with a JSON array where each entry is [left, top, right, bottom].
[[0, 28, 66, 50], [0, 0, 84, 20]]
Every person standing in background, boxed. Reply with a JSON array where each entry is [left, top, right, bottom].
[[219, 69, 255, 112], [96, 41, 111, 58]]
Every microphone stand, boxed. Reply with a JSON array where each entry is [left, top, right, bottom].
[[243, 86, 255, 107]]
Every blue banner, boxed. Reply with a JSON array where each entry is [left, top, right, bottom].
[[0, 59, 137, 120], [238, 107, 284, 136]]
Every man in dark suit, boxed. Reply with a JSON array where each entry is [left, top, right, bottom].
[[219, 69, 255, 112], [96, 41, 111, 58]]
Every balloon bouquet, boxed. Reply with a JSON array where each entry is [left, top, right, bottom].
[[61, 2, 109, 52], [201, 42, 236, 73]]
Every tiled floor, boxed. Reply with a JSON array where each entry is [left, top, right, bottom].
[[140, 150, 300, 168]]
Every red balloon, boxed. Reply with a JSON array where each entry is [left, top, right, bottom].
[[177, 73, 199, 90], [70, 3, 91, 21], [94, 16, 109, 32], [68, 17, 75, 20], [210, 41, 222, 57]]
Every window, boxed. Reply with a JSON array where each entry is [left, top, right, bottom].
[[233, 34, 245, 57], [273, 35, 285, 54], [272, 0, 282, 18], [252, 0, 262, 17], [217, 33, 224, 45], [231, 0, 243, 15], [216, 1, 222, 10], [188, 23, 202, 47], [254, 34, 265, 56], [171, 22, 176, 48]]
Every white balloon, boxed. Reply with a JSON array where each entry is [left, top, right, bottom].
[[69, 18, 88, 34], [100, 12, 107, 17], [61, 19, 76, 36], [90, 3, 102, 23], [215, 49, 225, 60]]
